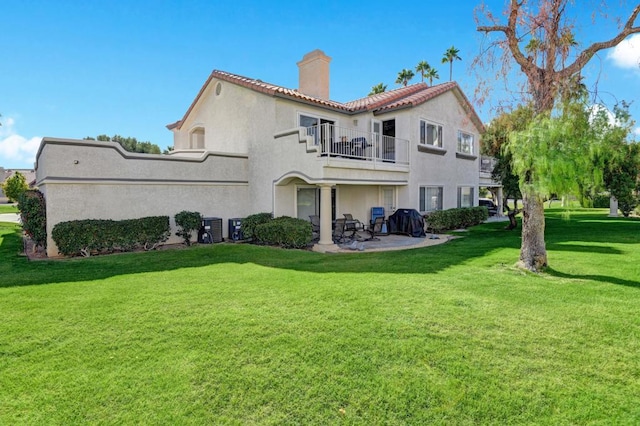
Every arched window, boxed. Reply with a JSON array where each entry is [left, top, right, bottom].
[[190, 127, 205, 149]]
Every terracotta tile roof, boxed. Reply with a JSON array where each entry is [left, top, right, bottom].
[[373, 82, 458, 113], [344, 83, 429, 111], [167, 70, 484, 132]]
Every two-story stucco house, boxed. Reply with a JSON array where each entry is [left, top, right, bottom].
[[36, 49, 485, 256]]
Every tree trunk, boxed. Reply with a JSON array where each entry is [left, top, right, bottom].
[[518, 191, 547, 272]]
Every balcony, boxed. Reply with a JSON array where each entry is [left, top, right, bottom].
[[480, 155, 500, 186], [305, 123, 410, 168]]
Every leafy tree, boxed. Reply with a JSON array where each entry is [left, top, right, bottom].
[[605, 142, 640, 216], [83, 134, 162, 154], [476, 1, 640, 272], [441, 46, 461, 81], [368, 83, 387, 96], [481, 105, 534, 207], [395, 69, 415, 87], [1, 171, 29, 202], [602, 104, 640, 216]]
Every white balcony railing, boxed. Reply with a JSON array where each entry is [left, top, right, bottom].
[[305, 123, 409, 166]]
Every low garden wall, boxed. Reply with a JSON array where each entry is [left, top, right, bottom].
[[35, 138, 250, 257]]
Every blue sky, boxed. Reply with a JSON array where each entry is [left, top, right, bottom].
[[1, 0, 639, 169]]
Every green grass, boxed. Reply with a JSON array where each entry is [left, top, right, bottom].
[[0, 204, 18, 213], [1, 209, 639, 424]]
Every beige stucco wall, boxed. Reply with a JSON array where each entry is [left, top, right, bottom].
[[36, 138, 249, 257], [402, 90, 481, 212]]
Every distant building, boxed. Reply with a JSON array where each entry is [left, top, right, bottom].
[[0, 167, 36, 203]]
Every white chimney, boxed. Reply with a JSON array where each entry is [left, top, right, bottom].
[[297, 49, 331, 100]]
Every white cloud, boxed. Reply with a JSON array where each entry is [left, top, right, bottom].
[[0, 117, 41, 169], [634, 127, 640, 138], [608, 34, 640, 70]]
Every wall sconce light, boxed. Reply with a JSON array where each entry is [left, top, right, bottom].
[[73, 160, 79, 164]]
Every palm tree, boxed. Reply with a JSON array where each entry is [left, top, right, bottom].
[[441, 46, 462, 81], [415, 60, 431, 83], [395, 69, 415, 87], [425, 67, 440, 86], [368, 83, 387, 96]]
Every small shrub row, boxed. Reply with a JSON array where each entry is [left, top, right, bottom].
[[425, 207, 489, 232], [254, 216, 313, 249], [52, 216, 170, 257], [18, 190, 47, 250], [242, 212, 274, 240]]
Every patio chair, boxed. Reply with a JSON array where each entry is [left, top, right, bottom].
[[343, 213, 364, 231], [309, 215, 320, 240], [365, 216, 385, 241], [333, 218, 356, 243]]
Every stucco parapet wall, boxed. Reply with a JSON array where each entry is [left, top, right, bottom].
[[274, 127, 319, 154], [35, 138, 248, 186]]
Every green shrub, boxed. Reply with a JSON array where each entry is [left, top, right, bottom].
[[174, 211, 202, 246], [424, 207, 488, 232], [52, 216, 170, 257], [242, 212, 273, 240], [254, 216, 312, 249], [591, 193, 611, 208], [17, 190, 47, 250]]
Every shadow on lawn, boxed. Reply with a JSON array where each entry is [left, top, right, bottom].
[[1, 221, 521, 288], [545, 267, 640, 289], [2, 210, 639, 288]]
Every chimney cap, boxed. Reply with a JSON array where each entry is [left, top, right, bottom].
[[297, 49, 332, 66]]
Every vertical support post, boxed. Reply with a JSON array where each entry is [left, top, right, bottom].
[[318, 184, 334, 245], [609, 196, 619, 217], [497, 187, 504, 217], [313, 184, 340, 252]]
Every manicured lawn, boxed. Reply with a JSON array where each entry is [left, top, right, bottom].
[[0, 204, 18, 213], [1, 209, 639, 424]]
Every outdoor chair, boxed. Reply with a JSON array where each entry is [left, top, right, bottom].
[[333, 218, 356, 243], [343, 213, 364, 231], [309, 215, 320, 240], [365, 216, 385, 241]]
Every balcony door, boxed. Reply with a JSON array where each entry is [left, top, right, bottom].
[[300, 114, 334, 150], [371, 119, 395, 161]]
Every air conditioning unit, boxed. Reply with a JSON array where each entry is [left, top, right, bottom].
[[228, 218, 244, 242], [198, 217, 223, 244]]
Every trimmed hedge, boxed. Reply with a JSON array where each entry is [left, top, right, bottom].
[[425, 207, 489, 232], [52, 216, 170, 257], [18, 190, 47, 250], [174, 211, 202, 246], [242, 212, 274, 240], [254, 216, 313, 249]]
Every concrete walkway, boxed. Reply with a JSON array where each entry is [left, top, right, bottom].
[[0, 213, 20, 223]]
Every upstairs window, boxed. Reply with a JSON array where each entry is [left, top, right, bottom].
[[420, 120, 443, 147], [457, 131, 474, 155]]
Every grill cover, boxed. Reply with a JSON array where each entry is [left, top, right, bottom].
[[388, 209, 426, 237]]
